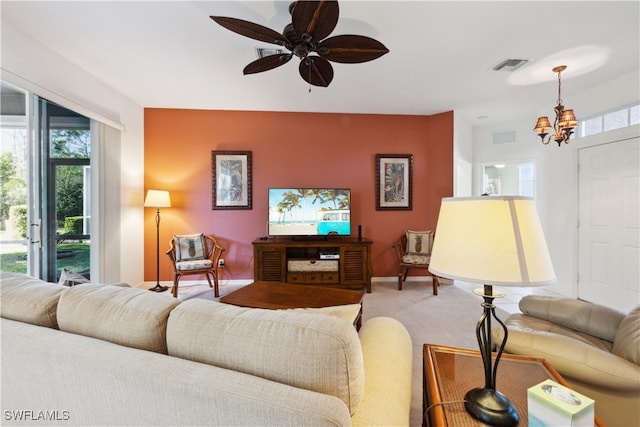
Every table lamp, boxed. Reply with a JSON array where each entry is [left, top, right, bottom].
[[429, 196, 556, 426], [144, 189, 171, 292]]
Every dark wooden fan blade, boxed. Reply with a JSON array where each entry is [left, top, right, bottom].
[[292, 1, 339, 42], [317, 35, 389, 63], [299, 56, 334, 87], [243, 54, 293, 75], [210, 16, 287, 45]]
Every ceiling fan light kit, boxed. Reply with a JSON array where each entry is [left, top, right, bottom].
[[210, 1, 389, 88]]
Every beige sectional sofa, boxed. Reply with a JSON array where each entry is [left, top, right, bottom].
[[492, 295, 640, 427], [0, 272, 412, 426]]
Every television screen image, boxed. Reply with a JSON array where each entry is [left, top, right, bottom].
[[268, 188, 351, 236]]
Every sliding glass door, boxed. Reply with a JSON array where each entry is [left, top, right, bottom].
[[1, 82, 92, 282], [40, 99, 91, 282]]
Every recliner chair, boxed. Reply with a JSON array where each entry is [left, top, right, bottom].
[[492, 295, 640, 427]]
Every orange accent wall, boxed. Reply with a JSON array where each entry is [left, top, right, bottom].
[[144, 109, 453, 283]]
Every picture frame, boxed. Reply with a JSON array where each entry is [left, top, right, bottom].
[[212, 151, 252, 210], [376, 153, 413, 210]]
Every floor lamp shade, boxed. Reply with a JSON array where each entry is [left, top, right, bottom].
[[429, 196, 556, 287], [144, 190, 171, 208]]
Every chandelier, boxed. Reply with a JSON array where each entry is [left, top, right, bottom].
[[533, 65, 577, 146]]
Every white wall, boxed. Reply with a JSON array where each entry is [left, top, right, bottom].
[[472, 69, 640, 297], [453, 112, 474, 197], [1, 20, 145, 285]]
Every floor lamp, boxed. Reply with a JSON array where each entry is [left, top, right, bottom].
[[144, 189, 171, 292], [429, 196, 556, 426]]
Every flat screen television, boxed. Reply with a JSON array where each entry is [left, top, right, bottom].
[[268, 188, 351, 237]]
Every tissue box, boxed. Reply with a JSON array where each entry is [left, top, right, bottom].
[[528, 380, 594, 427]]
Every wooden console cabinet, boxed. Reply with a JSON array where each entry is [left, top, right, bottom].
[[252, 237, 372, 293]]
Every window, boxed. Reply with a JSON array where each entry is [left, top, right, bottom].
[[580, 102, 640, 138]]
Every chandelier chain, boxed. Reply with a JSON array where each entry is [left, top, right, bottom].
[[557, 70, 563, 105]]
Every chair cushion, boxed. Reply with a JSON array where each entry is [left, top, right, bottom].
[[174, 233, 205, 261], [58, 268, 91, 286], [176, 259, 213, 271], [402, 253, 430, 265], [612, 305, 640, 364], [405, 230, 432, 255]]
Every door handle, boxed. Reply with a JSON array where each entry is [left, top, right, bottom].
[[30, 220, 42, 248]]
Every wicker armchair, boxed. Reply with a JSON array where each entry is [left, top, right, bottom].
[[392, 231, 439, 294], [166, 234, 225, 298]]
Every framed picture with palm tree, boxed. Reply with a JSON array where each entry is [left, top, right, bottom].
[[212, 151, 252, 210], [375, 154, 413, 210]]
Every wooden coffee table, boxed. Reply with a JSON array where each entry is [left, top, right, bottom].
[[423, 344, 605, 427], [220, 281, 365, 329]]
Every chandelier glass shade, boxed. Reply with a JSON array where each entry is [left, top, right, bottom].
[[534, 65, 577, 146]]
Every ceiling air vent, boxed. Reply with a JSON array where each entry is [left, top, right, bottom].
[[255, 48, 285, 59], [493, 130, 517, 144], [492, 59, 528, 72]]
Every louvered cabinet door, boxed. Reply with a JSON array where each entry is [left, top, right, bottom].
[[254, 246, 286, 282], [340, 244, 371, 292]]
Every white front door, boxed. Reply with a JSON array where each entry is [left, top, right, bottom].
[[578, 137, 639, 312]]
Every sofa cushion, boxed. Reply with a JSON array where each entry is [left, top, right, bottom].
[[57, 284, 181, 354], [519, 295, 625, 342], [0, 272, 67, 328], [290, 304, 361, 325], [166, 299, 365, 415], [612, 305, 640, 364]]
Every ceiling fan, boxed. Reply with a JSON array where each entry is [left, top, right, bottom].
[[210, 1, 389, 87]]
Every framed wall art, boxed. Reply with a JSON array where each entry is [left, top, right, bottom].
[[376, 153, 413, 210], [212, 151, 252, 210]]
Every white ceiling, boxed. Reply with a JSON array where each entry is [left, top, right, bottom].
[[2, 1, 639, 126]]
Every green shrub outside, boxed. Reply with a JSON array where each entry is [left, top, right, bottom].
[[9, 205, 27, 239], [64, 216, 84, 234]]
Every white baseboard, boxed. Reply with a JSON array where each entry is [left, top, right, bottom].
[[136, 279, 253, 289], [136, 276, 437, 289]]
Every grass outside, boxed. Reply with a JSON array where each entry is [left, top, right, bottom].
[[0, 243, 90, 279]]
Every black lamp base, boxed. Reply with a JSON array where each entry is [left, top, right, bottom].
[[148, 284, 168, 292], [464, 387, 519, 427]]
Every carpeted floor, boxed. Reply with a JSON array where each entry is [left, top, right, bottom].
[[360, 279, 509, 427], [168, 279, 509, 427]]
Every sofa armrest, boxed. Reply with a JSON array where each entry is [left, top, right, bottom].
[[519, 295, 625, 342], [494, 324, 640, 393], [351, 317, 412, 427]]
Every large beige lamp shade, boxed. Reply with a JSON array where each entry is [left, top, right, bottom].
[[429, 196, 555, 426], [429, 196, 555, 286]]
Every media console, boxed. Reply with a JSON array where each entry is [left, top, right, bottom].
[[252, 237, 372, 293]]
